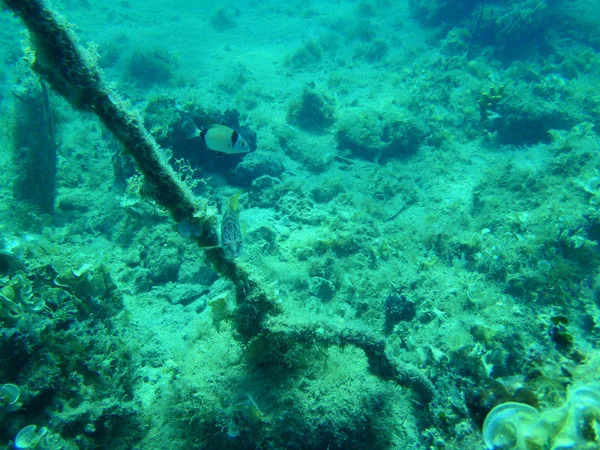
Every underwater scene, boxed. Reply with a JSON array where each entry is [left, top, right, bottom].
[[1, 0, 600, 449]]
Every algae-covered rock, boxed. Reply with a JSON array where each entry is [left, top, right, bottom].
[[384, 291, 417, 335], [490, 87, 571, 146], [210, 6, 238, 31], [0, 251, 23, 274], [409, 0, 478, 27], [284, 39, 322, 70], [232, 151, 285, 186], [354, 39, 388, 63], [310, 176, 345, 203], [287, 85, 335, 133], [309, 276, 335, 301], [170, 336, 402, 450], [337, 108, 426, 162], [144, 94, 257, 151], [0, 254, 141, 449], [125, 47, 178, 87]]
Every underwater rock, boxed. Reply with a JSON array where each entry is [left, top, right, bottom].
[[384, 291, 416, 334], [210, 6, 239, 31], [126, 47, 178, 87], [409, 0, 479, 28], [337, 108, 426, 162], [310, 276, 335, 301], [287, 85, 335, 133], [154, 282, 209, 307], [0, 251, 24, 274], [465, 381, 513, 429], [354, 39, 388, 63], [249, 225, 279, 254], [251, 174, 282, 192], [493, 95, 568, 146], [284, 39, 322, 70], [232, 151, 285, 186], [144, 244, 181, 285]]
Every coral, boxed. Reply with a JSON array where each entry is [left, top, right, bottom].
[[553, 386, 600, 446], [482, 384, 600, 449], [0, 382, 21, 430], [50, 260, 119, 318], [14, 425, 48, 449], [0, 273, 45, 322], [0, 383, 20, 409], [482, 402, 542, 449]]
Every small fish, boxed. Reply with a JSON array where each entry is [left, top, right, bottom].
[[221, 190, 243, 258], [186, 121, 249, 154]]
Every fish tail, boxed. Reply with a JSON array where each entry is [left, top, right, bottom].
[[183, 116, 201, 140], [228, 190, 243, 211]]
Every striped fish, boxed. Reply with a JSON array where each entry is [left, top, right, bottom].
[[221, 190, 243, 258]]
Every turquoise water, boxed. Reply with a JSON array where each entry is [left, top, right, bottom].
[[1, 0, 600, 448]]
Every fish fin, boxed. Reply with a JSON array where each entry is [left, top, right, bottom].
[[228, 190, 243, 211], [183, 117, 201, 140]]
